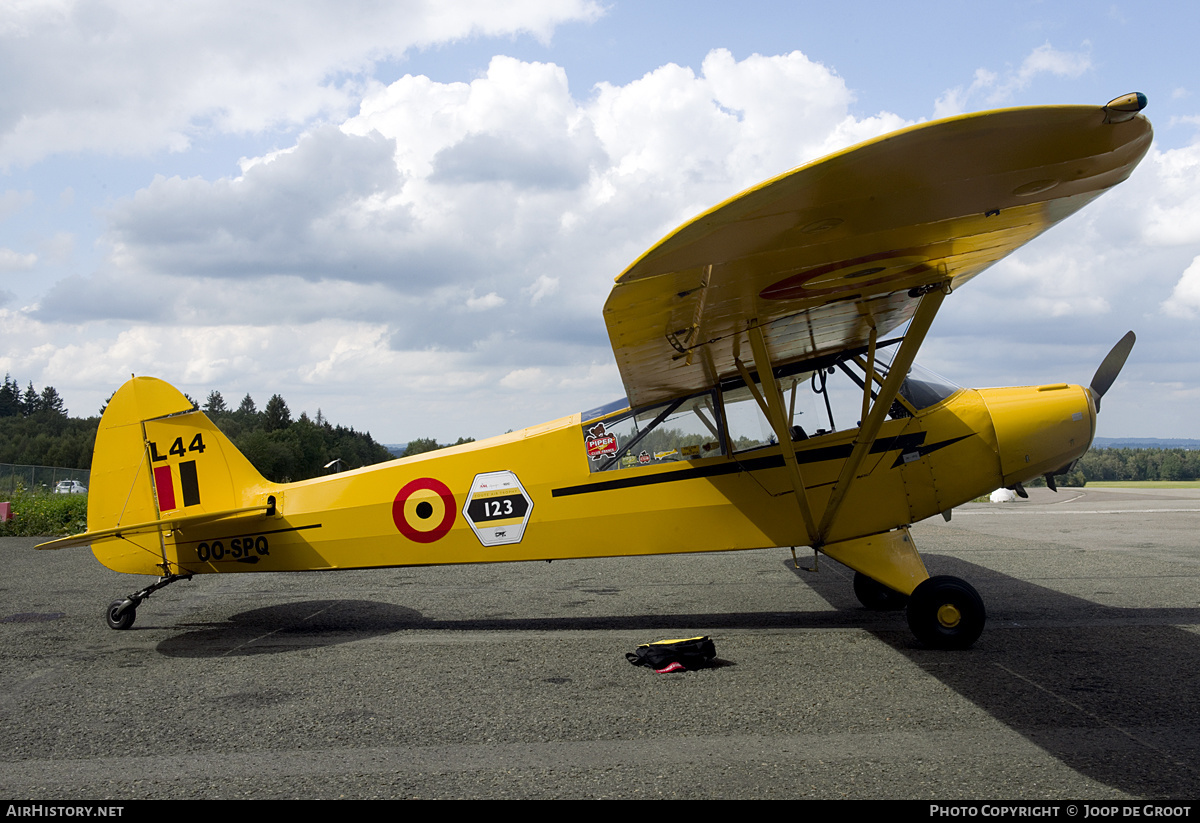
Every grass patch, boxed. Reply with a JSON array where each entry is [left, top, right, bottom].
[[0, 490, 87, 537], [1085, 480, 1200, 489]]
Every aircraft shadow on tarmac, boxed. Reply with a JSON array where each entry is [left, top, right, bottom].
[[154, 583, 912, 659], [797, 554, 1200, 800], [156, 599, 425, 657], [155, 554, 1199, 798]]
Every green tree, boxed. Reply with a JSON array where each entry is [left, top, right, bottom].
[[400, 437, 475, 457], [0, 380, 396, 482], [263, 394, 292, 432], [284, 413, 328, 477], [0, 375, 20, 417], [236, 430, 295, 482], [39, 386, 67, 417], [21, 382, 38, 416], [402, 438, 441, 457], [1160, 451, 1185, 481], [204, 390, 229, 415]]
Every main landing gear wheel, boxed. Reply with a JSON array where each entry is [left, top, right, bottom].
[[905, 575, 985, 649], [106, 599, 136, 630], [853, 572, 909, 611]]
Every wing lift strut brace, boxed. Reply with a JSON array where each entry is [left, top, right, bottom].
[[735, 284, 949, 573]]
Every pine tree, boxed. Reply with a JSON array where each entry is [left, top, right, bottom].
[[38, 386, 67, 417], [21, 382, 39, 416], [263, 394, 291, 432], [205, 390, 229, 415], [0, 375, 19, 417]]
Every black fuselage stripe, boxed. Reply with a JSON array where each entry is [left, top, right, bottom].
[[553, 455, 779, 497], [551, 431, 960, 498]]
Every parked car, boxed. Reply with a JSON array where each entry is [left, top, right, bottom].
[[54, 480, 87, 494]]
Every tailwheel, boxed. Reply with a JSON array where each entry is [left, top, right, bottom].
[[906, 575, 985, 649], [106, 599, 136, 630], [102, 573, 192, 630], [853, 572, 909, 611]]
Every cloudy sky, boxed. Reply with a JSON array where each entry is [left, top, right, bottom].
[[2, 0, 1199, 442]]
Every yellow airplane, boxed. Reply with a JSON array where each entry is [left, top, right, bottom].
[[40, 94, 1153, 649]]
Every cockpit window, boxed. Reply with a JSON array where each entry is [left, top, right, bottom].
[[896, 362, 961, 411], [577, 350, 960, 471], [582, 392, 724, 472]]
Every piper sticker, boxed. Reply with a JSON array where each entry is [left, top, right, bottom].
[[463, 470, 533, 547], [584, 422, 619, 461]]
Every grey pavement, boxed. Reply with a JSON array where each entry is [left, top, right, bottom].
[[1, 486, 1198, 799]]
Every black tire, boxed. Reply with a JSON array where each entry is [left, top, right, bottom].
[[906, 576, 985, 649], [106, 600, 136, 630], [853, 572, 909, 611]]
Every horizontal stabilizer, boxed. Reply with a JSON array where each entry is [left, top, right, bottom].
[[35, 504, 272, 551]]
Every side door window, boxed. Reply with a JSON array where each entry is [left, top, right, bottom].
[[583, 392, 724, 472]]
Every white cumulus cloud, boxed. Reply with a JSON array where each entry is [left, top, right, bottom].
[[9, 48, 913, 436], [0, 0, 603, 168], [934, 43, 1092, 117], [1163, 256, 1200, 318]]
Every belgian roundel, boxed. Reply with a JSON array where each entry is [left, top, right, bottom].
[[392, 478, 456, 543]]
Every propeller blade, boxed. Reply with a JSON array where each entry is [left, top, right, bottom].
[[1089, 331, 1136, 412]]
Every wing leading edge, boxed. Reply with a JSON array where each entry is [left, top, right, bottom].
[[604, 101, 1153, 409]]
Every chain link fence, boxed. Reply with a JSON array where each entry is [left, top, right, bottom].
[[0, 464, 91, 496]]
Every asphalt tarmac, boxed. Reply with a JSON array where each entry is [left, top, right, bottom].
[[2, 486, 1198, 799]]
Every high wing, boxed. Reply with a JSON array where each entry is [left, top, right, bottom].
[[604, 99, 1153, 409]]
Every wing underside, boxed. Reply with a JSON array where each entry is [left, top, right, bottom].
[[604, 104, 1153, 408]]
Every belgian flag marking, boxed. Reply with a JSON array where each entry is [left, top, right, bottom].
[[153, 460, 201, 512]]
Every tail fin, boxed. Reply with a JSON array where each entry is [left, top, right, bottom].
[[82, 377, 273, 574]]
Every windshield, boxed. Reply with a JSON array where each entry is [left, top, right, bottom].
[[897, 362, 961, 410], [871, 344, 961, 412]]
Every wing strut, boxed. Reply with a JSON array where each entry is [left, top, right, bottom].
[[860, 316, 878, 427], [741, 324, 820, 543], [815, 285, 948, 544], [847, 355, 919, 417]]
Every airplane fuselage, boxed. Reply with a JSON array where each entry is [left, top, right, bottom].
[[92, 380, 1095, 579]]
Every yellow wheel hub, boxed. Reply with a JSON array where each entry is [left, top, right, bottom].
[[937, 603, 962, 628]]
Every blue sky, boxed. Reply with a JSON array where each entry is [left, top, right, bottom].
[[2, 1, 1198, 440]]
